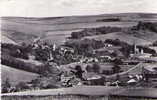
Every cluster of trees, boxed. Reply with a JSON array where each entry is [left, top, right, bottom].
[[85, 63, 101, 73], [105, 39, 133, 57], [105, 38, 156, 56], [70, 26, 122, 39], [96, 18, 121, 22], [105, 39, 129, 46], [1, 53, 44, 74], [34, 47, 50, 61], [65, 39, 104, 56], [1, 43, 31, 59], [132, 21, 157, 33], [2, 75, 61, 93]]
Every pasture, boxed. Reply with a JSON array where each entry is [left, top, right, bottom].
[[1, 65, 39, 86]]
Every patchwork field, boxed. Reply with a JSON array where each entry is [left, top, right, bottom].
[[1, 14, 139, 46]]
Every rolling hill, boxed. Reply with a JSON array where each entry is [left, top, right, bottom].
[[84, 32, 154, 45], [2, 13, 157, 45]]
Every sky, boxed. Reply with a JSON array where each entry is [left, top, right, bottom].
[[0, 0, 157, 17]]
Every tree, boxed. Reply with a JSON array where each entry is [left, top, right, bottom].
[[92, 63, 100, 73], [113, 58, 123, 65], [71, 65, 85, 80], [112, 65, 121, 74], [86, 65, 93, 72]]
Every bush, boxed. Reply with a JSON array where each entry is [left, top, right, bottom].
[[92, 63, 100, 73], [86, 65, 93, 72]]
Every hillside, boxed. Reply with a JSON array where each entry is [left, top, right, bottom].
[[2, 13, 157, 45], [1, 34, 17, 45], [84, 32, 153, 45], [1, 65, 39, 86]]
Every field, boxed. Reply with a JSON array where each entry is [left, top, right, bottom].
[[84, 32, 156, 45], [2, 86, 119, 96], [1, 13, 147, 45], [2, 86, 157, 100], [1, 65, 39, 86], [2, 13, 157, 46], [1, 19, 137, 45], [2, 95, 108, 100]]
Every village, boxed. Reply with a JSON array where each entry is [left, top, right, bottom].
[[32, 36, 157, 87], [2, 27, 157, 93], [1, 14, 157, 100]]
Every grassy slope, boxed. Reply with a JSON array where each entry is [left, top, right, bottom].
[[84, 32, 154, 45], [1, 34, 17, 45], [1, 65, 39, 86]]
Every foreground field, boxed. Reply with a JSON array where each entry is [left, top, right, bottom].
[[2, 95, 108, 100], [2, 86, 120, 96], [2, 86, 157, 100], [2, 86, 118, 100]]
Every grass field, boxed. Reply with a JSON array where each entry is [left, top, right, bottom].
[[1, 15, 138, 46], [2, 95, 108, 100], [84, 32, 154, 45], [2, 86, 119, 96], [2, 13, 157, 46], [2, 86, 157, 100], [1, 34, 17, 45], [1, 65, 39, 86]]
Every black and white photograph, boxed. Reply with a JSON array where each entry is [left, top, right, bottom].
[[1, 0, 157, 100]]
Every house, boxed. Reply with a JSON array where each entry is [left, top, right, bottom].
[[104, 43, 113, 47], [59, 46, 75, 54]]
